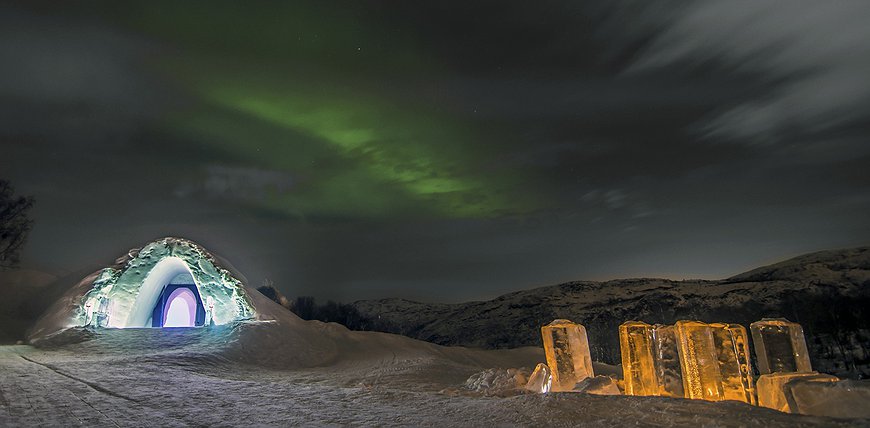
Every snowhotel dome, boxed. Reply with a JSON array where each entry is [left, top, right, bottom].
[[29, 237, 263, 341]]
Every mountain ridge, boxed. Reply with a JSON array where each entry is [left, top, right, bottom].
[[334, 247, 870, 379]]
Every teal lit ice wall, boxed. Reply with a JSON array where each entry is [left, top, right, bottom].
[[76, 238, 256, 328]]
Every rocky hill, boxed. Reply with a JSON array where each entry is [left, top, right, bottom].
[[342, 247, 870, 379]]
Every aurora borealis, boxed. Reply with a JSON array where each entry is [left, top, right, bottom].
[[2, 1, 869, 301], [126, 1, 542, 220]]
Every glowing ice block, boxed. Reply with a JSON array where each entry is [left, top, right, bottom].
[[675, 321, 724, 401], [750, 318, 812, 374], [525, 363, 552, 393], [541, 319, 594, 391], [757, 372, 838, 413], [619, 321, 658, 396], [652, 324, 685, 398], [710, 323, 756, 404]]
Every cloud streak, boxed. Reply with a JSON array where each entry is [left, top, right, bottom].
[[175, 165, 296, 202], [629, 1, 870, 146]]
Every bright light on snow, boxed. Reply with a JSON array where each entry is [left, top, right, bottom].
[[164, 288, 196, 327]]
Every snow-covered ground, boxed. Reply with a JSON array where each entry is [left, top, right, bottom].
[[1, 321, 863, 427], [4, 247, 868, 426]]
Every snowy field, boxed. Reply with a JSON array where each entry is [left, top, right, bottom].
[[1, 322, 864, 427]]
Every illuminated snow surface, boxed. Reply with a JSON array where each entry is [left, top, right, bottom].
[[2, 301, 864, 427]]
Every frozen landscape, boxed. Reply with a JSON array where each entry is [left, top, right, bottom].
[[2, 240, 869, 426], [1, 316, 864, 427], [341, 247, 870, 379], [3, 1, 870, 426]]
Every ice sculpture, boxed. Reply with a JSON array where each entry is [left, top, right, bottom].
[[651, 324, 685, 398], [675, 321, 724, 401], [670, 321, 758, 403], [750, 318, 812, 374], [75, 238, 256, 328], [619, 321, 657, 396], [85, 295, 112, 328], [620, 320, 754, 402], [756, 372, 838, 413], [525, 363, 552, 393], [541, 319, 594, 391], [710, 323, 755, 404]]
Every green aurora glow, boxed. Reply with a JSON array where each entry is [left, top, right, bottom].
[[75, 0, 545, 219]]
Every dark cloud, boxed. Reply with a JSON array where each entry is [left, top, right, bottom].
[[0, 5, 171, 142], [627, 1, 870, 146], [175, 165, 296, 201], [1, 2, 868, 302]]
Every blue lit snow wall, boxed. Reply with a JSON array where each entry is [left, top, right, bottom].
[[76, 238, 256, 328]]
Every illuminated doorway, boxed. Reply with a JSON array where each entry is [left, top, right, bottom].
[[151, 283, 206, 328]]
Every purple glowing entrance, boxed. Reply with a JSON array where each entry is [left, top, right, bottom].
[[163, 288, 197, 327], [150, 283, 206, 328]]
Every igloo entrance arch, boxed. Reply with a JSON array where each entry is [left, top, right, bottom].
[[76, 238, 255, 329], [161, 286, 201, 327], [126, 257, 206, 328]]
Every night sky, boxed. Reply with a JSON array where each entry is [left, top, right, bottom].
[[2, 1, 869, 302]]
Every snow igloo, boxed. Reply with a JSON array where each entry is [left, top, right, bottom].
[[29, 237, 258, 340]]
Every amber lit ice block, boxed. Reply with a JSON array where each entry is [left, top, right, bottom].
[[651, 324, 685, 398], [541, 319, 594, 391], [756, 372, 838, 413], [710, 323, 755, 404], [619, 321, 657, 396], [675, 321, 724, 401], [750, 318, 812, 374]]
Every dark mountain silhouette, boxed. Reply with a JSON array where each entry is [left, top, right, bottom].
[[283, 247, 870, 379]]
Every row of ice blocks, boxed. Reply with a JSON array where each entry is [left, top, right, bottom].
[[619, 321, 755, 403], [619, 318, 815, 405], [538, 318, 829, 410], [535, 318, 864, 417]]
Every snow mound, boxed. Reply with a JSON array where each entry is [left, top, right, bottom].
[[27, 237, 279, 341]]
